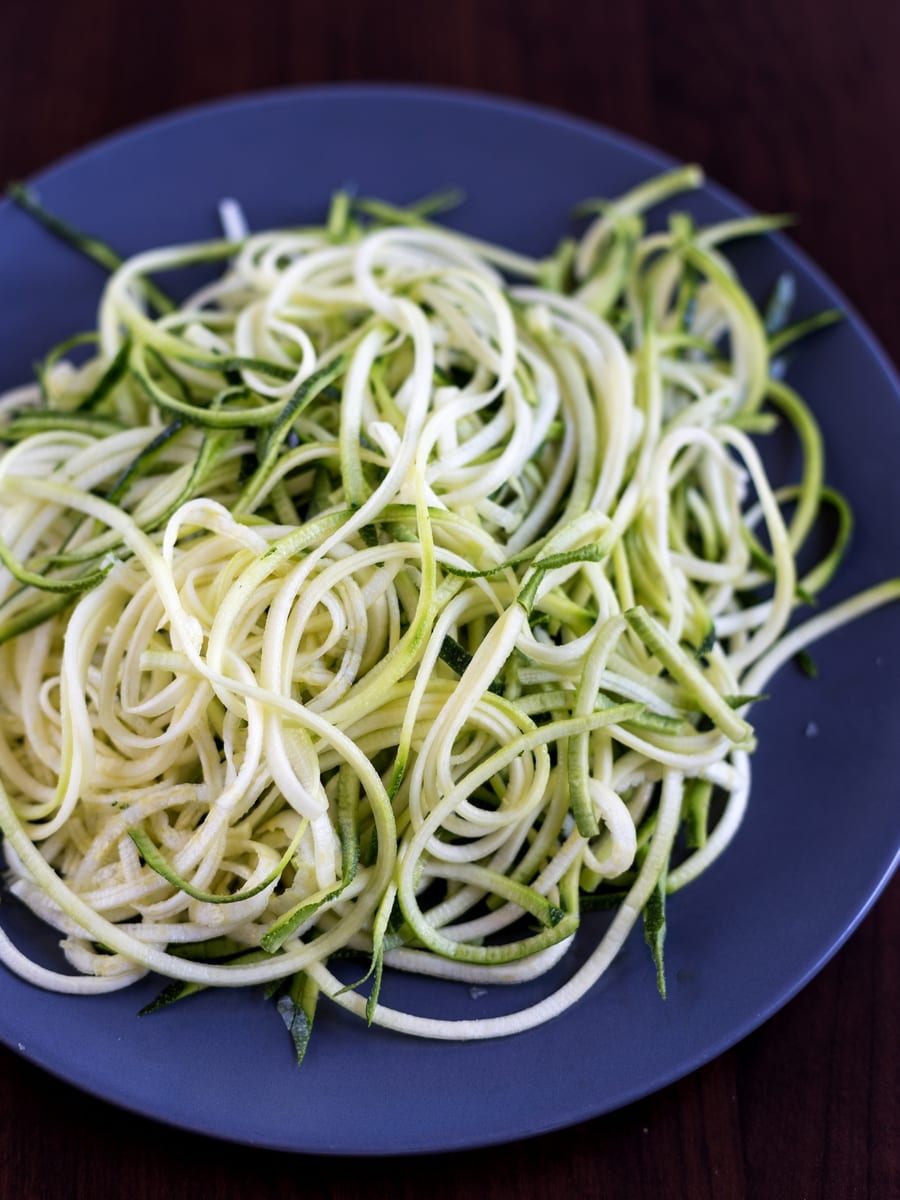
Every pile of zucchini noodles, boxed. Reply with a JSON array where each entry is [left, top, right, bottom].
[[0, 167, 895, 1051]]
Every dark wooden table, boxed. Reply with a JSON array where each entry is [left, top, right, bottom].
[[1, 2, 898, 1196]]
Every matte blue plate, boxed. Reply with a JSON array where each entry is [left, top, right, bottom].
[[0, 86, 898, 1156]]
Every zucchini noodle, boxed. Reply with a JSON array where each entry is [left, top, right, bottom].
[[0, 170, 896, 1049]]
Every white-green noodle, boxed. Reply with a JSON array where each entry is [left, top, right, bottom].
[[0, 171, 896, 1049]]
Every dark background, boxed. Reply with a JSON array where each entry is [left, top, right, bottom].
[[0, 1, 898, 1196]]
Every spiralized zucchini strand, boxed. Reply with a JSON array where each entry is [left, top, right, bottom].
[[0, 173, 894, 1049]]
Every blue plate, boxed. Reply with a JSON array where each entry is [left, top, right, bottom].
[[0, 86, 898, 1155]]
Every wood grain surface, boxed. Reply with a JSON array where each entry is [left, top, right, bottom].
[[0, 1, 898, 1196]]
